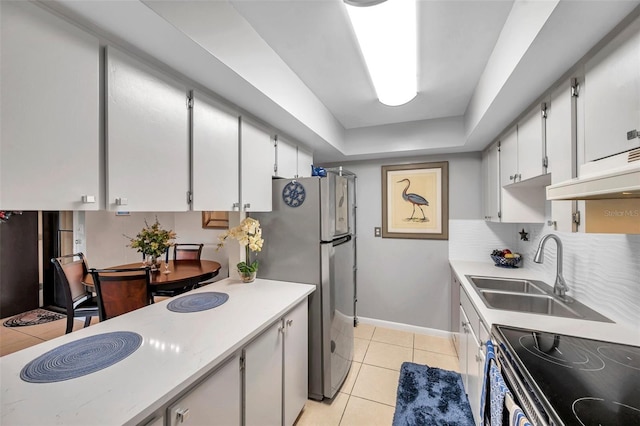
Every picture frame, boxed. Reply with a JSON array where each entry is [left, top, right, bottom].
[[201, 211, 230, 229], [381, 161, 449, 240]]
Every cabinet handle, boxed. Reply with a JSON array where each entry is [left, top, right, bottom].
[[176, 407, 190, 423], [286, 319, 293, 327], [243, 203, 251, 210], [115, 197, 128, 206], [475, 354, 482, 363], [232, 202, 240, 210], [81, 195, 96, 204]]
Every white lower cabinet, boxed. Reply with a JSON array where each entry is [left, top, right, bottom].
[[245, 319, 284, 426], [245, 300, 308, 426], [459, 285, 489, 425], [157, 301, 308, 426], [167, 353, 241, 426], [283, 301, 309, 426]]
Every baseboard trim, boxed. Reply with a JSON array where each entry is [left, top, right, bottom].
[[356, 316, 454, 340]]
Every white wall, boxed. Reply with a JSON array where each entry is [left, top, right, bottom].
[[84, 211, 230, 279], [336, 152, 482, 330]]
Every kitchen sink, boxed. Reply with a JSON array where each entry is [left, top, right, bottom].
[[465, 275, 613, 322], [479, 291, 580, 318], [466, 276, 547, 294]]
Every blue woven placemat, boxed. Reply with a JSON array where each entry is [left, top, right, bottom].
[[167, 292, 229, 313], [21, 331, 142, 383]]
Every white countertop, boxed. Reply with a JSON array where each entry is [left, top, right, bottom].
[[450, 260, 640, 347], [0, 278, 315, 426]]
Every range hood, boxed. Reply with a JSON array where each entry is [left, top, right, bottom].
[[547, 148, 640, 200]]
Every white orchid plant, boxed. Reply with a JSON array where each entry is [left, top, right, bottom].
[[217, 217, 264, 275]]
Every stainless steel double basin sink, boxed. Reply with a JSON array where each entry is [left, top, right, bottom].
[[465, 276, 612, 322]]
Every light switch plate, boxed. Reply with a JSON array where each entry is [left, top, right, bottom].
[[374, 227, 381, 237]]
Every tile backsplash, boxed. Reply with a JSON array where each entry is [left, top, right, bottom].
[[450, 220, 640, 331]]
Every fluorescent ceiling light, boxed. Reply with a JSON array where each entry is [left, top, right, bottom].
[[345, 0, 417, 106]]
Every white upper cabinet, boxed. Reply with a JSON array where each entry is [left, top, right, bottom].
[[517, 106, 547, 181], [297, 146, 314, 178], [240, 118, 273, 212], [482, 142, 500, 222], [584, 14, 640, 162], [105, 46, 190, 212], [274, 137, 314, 179], [499, 127, 518, 187], [0, 1, 100, 210], [547, 80, 578, 232], [275, 137, 298, 179], [500, 106, 547, 186], [191, 91, 240, 211]]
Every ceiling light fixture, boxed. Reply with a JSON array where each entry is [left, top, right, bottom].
[[345, 0, 417, 107]]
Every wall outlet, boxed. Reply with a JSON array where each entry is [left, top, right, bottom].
[[374, 227, 381, 237]]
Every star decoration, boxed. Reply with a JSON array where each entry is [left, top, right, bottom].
[[519, 229, 529, 241]]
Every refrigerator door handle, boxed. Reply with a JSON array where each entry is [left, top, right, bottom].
[[331, 235, 352, 246]]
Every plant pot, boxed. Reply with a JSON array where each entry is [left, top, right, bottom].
[[238, 270, 257, 283]]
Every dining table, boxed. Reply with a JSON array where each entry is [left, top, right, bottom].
[[84, 259, 222, 293]]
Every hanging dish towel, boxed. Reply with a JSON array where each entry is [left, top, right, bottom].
[[489, 360, 511, 426], [505, 393, 533, 426], [480, 340, 496, 424]]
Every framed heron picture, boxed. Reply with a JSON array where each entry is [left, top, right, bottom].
[[381, 161, 449, 240]]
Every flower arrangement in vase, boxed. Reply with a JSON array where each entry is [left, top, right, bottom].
[[217, 217, 264, 283], [125, 217, 177, 270]]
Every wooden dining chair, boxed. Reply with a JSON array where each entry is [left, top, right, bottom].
[[89, 267, 152, 321], [173, 243, 204, 260], [51, 253, 100, 334]]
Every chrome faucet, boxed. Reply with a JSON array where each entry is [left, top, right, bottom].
[[534, 234, 569, 299]]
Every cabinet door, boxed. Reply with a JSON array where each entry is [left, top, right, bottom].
[[473, 344, 486, 425], [482, 142, 500, 222], [584, 15, 640, 162], [275, 138, 298, 179], [465, 325, 482, 425], [297, 147, 314, 178], [245, 320, 283, 426], [0, 1, 100, 210], [240, 118, 273, 212], [283, 301, 309, 426], [499, 127, 518, 186], [192, 91, 240, 211], [106, 46, 189, 212], [458, 305, 470, 390], [167, 354, 241, 426], [547, 81, 578, 232], [517, 106, 546, 181]]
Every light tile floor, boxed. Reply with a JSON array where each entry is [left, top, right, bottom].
[[0, 315, 460, 426], [0, 313, 100, 357], [295, 323, 460, 426]]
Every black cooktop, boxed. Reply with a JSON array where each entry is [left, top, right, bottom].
[[496, 326, 640, 425]]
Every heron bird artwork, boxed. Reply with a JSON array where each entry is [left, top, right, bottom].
[[398, 178, 429, 222]]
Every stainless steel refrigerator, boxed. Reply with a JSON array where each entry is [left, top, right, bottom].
[[252, 171, 356, 400]]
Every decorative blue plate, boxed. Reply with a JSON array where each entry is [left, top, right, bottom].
[[20, 331, 142, 383], [167, 292, 229, 313], [282, 181, 306, 207]]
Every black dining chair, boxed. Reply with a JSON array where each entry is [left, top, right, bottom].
[[51, 253, 100, 334], [89, 267, 152, 321], [152, 243, 205, 299]]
